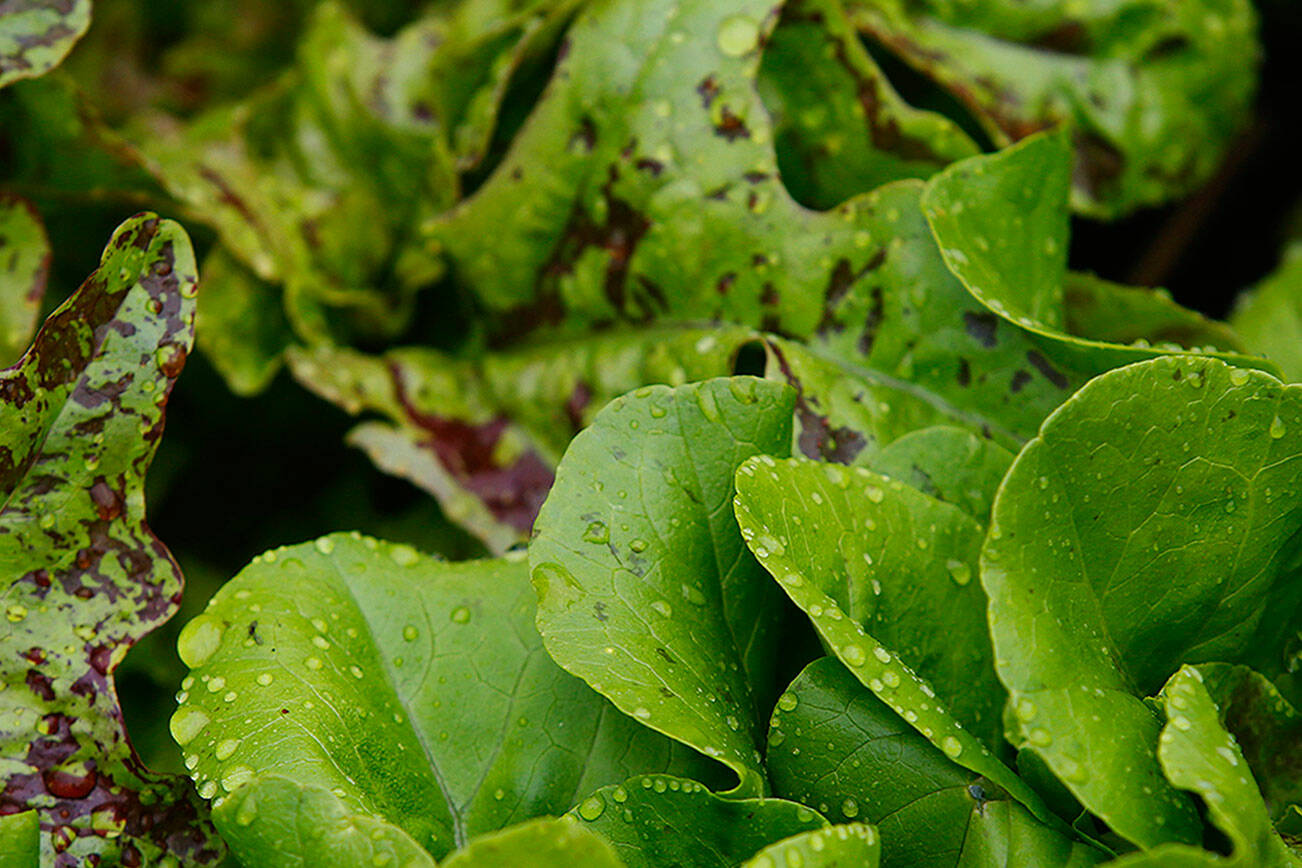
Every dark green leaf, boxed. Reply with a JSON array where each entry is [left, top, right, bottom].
[[0, 194, 48, 366], [867, 425, 1013, 521]]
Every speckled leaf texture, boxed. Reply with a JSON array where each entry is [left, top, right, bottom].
[[845, 0, 1259, 216], [0, 214, 223, 865], [173, 536, 713, 866], [983, 356, 1302, 851], [0, 0, 91, 89]]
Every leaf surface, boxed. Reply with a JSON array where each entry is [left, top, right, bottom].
[[530, 378, 796, 795], [767, 658, 1104, 868], [1232, 242, 1302, 383], [847, 0, 1259, 215], [733, 458, 1054, 821], [0, 0, 91, 89], [442, 817, 624, 868], [0, 214, 222, 865], [0, 194, 48, 366], [741, 823, 881, 868], [568, 774, 826, 867], [174, 536, 712, 864], [983, 356, 1302, 849]]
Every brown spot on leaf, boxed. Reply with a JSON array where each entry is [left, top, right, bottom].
[[963, 311, 999, 348]]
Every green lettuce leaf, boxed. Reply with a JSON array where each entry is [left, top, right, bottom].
[[1063, 273, 1243, 355], [442, 817, 624, 868], [733, 457, 1057, 825], [732, 455, 1004, 748], [847, 0, 1259, 216], [742, 824, 881, 868], [194, 247, 293, 397], [867, 426, 1013, 522], [288, 325, 754, 552], [1231, 242, 1302, 383], [0, 811, 38, 868], [1104, 667, 1298, 867], [767, 658, 1104, 868], [756, 0, 978, 210], [922, 132, 1273, 381], [530, 378, 796, 795], [568, 774, 826, 867], [173, 535, 713, 865], [0, 194, 48, 366], [0, 214, 222, 864], [0, 0, 91, 89], [983, 356, 1302, 849]]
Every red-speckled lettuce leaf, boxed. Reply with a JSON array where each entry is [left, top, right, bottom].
[[0, 214, 223, 866]]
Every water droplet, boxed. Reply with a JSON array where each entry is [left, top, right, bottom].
[[206, 676, 227, 693], [629, 538, 648, 553], [1228, 368, 1250, 386], [941, 736, 963, 758], [221, 765, 255, 793], [1171, 715, 1192, 731], [777, 693, 798, 712], [389, 544, 418, 566], [650, 600, 672, 618], [169, 707, 210, 746], [349, 665, 364, 679], [682, 584, 708, 606], [215, 738, 241, 761], [583, 521, 609, 544], [577, 795, 606, 821], [841, 645, 867, 667], [312, 636, 331, 650], [946, 560, 972, 586], [314, 537, 335, 555], [198, 781, 219, 800], [256, 673, 273, 686], [305, 657, 323, 671], [403, 626, 419, 641], [634, 707, 652, 720], [450, 606, 471, 624], [178, 615, 224, 668], [872, 647, 891, 664], [5, 604, 27, 623], [1270, 416, 1287, 439], [1029, 728, 1052, 746], [1015, 699, 1036, 721]]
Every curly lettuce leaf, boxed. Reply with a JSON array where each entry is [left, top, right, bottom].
[[983, 356, 1302, 849], [289, 326, 755, 552], [756, 0, 978, 210], [174, 535, 713, 865], [847, 0, 1259, 216], [530, 378, 796, 796], [0, 0, 91, 90], [0, 214, 222, 865]]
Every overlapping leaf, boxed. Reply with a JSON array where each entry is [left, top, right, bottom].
[[767, 658, 1105, 868], [289, 326, 754, 552], [568, 774, 827, 867], [530, 378, 795, 795], [1232, 241, 1302, 383], [0, 215, 222, 865], [983, 356, 1302, 849], [174, 535, 714, 866], [846, 0, 1259, 215]]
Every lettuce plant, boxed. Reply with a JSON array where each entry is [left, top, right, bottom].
[[2, 0, 1301, 866]]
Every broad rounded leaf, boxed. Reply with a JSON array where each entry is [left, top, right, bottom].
[[174, 536, 711, 865], [733, 457, 1055, 823], [983, 356, 1302, 849], [530, 378, 796, 795], [0, 0, 91, 89], [1232, 242, 1302, 383], [568, 774, 826, 868], [0, 215, 222, 864], [868, 426, 1013, 521]]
